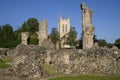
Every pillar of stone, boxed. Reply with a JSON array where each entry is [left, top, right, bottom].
[[21, 32, 29, 45], [81, 3, 95, 49], [38, 19, 48, 46]]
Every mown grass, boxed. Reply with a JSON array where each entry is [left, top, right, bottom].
[[43, 64, 59, 75], [0, 58, 12, 68], [48, 75, 120, 80], [1, 58, 12, 63], [0, 63, 11, 68]]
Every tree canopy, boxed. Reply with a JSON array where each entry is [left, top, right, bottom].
[[114, 38, 120, 48], [0, 24, 20, 48], [0, 18, 39, 48], [50, 27, 59, 49], [66, 27, 78, 47], [21, 18, 39, 33]]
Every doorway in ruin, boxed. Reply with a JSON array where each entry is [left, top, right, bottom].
[[28, 32, 39, 45]]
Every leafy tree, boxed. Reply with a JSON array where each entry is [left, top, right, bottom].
[[2, 24, 15, 41], [21, 22, 29, 32], [27, 18, 39, 32], [66, 27, 78, 47], [29, 33, 38, 45], [50, 27, 59, 48], [21, 18, 39, 33], [97, 39, 108, 47], [107, 43, 113, 48], [114, 38, 120, 48], [20, 18, 39, 45], [0, 24, 17, 48]]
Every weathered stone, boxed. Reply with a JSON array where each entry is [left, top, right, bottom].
[[8, 44, 47, 80], [38, 19, 48, 46], [41, 39, 54, 49], [112, 46, 119, 50], [93, 42, 99, 48], [44, 51, 51, 65], [0, 48, 9, 55], [21, 32, 29, 45], [1, 44, 120, 80], [0, 68, 18, 80], [81, 3, 94, 49], [50, 48, 120, 75]]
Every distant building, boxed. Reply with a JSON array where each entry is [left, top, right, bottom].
[[58, 16, 71, 48]]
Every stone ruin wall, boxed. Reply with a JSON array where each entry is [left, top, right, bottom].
[[48, 47, 120, 75], [1, 3, 120, 80], [21, 32, 29, 45], [37, 19, 48, 46], [21, 19, 48, 46], [81, 3, 94, 49]]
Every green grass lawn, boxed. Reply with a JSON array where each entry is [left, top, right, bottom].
[[0, 58, 12, 68], [48, 75, 120, 80], [0, 63, 11, 68]]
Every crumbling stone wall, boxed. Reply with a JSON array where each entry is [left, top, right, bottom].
[[50, 48, 120, 75], [21, 32, 29, 45], [1, 44, 120, 80], [81, 3, 94, 49], [21, 19, 48, 46], [38, 19, 48, 46]]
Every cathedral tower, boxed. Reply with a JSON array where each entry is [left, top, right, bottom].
[[58, 16, 70, 48]]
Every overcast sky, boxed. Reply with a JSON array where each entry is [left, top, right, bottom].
[[0, 0, 120, 43]]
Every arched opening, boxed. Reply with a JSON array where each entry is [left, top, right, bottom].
[[28, 32, 39, 45]]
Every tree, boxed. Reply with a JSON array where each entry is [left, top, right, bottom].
[[27, 18, 39, 32], [2, 24, 15, 41], [0, 24, 17, 48], [97, 39, 108, 47], [21, 22, 29, 32], [21, 18, 39, 33], [66, 27, 78, 47], [114, 38, 120, 48], [50, 27, 59, 48], [20, 18, 39, 45]]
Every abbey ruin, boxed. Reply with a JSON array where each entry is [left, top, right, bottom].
[[21, 3, 95, 49], [21, 19, 48, 46], [0, 3, 120, 80]]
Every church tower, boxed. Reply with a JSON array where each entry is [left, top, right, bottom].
[[58, 16, 70, 48]]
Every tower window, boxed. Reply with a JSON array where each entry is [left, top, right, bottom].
[[62, 24, 64, 32], [65, 24, 67, 32]]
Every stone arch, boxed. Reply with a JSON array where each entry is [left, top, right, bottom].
[[21, 32, 39, 45], [29, 32, 39, 45], [21, 32, 29, 45]]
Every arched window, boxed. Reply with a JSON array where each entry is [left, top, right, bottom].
[[65, 24, 67, 32], [62, 24, 64, 32]]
